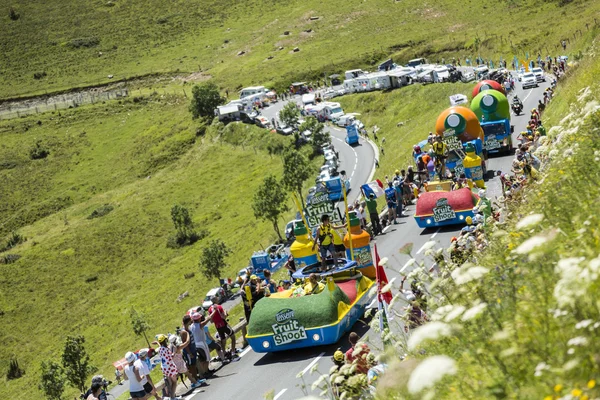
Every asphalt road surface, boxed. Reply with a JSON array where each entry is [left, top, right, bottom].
[[184, 74, 551, 400]]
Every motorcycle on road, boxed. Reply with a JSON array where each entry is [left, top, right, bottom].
[[511, 101, 523, 116]]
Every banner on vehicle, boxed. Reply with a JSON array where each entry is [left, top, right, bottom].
[[272, 309, 307, 346], [432, 198, 456, 222], [304, 194, 343, 228]]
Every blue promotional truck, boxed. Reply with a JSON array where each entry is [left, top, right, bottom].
[[345, 124, 359, 145], [471, 90, 514, 155]]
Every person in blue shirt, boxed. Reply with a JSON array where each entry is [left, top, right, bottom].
[[384, 183, 397, 225]]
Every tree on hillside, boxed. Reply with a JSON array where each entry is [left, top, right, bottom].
[[189, 82, 225, 119], [282, 148, 313, 206], [130, 308, 152, 348], [39, 361, 65, 400], [167, 204, 207, 248], [199, 239, 231, 281], [61, 335, 95, 393], [298, 116, 330, 154], [279, 102, 300, 128], [252, 175, 289, 242]]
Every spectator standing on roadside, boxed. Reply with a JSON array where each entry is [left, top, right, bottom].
[[136, 349, 162, 400], [86, 382, 103, 400], [123, 351, 149, 400], [181, 316, 198, 381], [208, 297, 239, 361], [190, 312, 212, 379], [168, 335, 204, 390], [157, 335, 180, 400], [344, 332, 370, 374], [204, 323, 226, 361], [365, 193, 382, 236]]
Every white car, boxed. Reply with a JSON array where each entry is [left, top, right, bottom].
[[201, 287, 227, 309], [517, 67, 526, 82], [521, 72, 538, 89], [531, 67, 545, 82]]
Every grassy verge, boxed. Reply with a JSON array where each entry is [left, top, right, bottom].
[[372, 36, 600, 399], [2, 0, 600, 98]]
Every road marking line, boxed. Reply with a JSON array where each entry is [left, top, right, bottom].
[[367, 298, 378, 308], [416, 242, 428, 254], [430, 227, 441, 239], [301, 352, 325, 375], [382, 225, 392, 233], [239, 346, 252, 358], [274, 388, 288, 400]]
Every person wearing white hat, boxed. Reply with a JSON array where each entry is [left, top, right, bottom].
[[135, 349, 162, 400], [123, 351, 149, 400]]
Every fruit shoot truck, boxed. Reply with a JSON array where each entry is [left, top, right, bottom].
[[434, 106, 487, 177], [470, 86, 514, 155]]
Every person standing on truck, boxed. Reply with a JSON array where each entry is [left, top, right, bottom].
[[365, 194, 382, 236], [312, 214, 344, 270], [432, 136, 448, 179]]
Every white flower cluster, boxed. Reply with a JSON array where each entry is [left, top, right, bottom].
[[407, 321, 452, 350], [407, 355, 457, 394], [450, 264, 489, 285], [553, 256, 600, 307]]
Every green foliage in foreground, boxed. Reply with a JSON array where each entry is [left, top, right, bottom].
[[372, 41, 600, 399]]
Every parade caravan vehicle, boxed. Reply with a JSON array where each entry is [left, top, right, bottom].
[[434, 106, 487, 178], [246, 274, 374, 352], [305, 102, 344, 121], [415, 187, 480, 228], [470, 85, 514, 154]]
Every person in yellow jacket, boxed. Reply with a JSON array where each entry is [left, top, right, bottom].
[[432, 136, 448, 179], [303, 273, 325, 295], [312, 214, 344, 270]]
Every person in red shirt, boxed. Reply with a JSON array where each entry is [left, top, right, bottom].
[[208, 297, 238, 361], [344, 332, 370, 374]]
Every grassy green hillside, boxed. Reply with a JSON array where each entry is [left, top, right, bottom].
[[2, 0, 600, 98], [0, 95, 300, 399]]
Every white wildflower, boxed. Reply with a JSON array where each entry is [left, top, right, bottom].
[[420, 241, 437, 253], [430, 304, 453, 321], [378, 257, 388, 267], [500, 347, 518, 358], [423, 390, 436, 400], [400, 258, 416, 272], [563, 358, 579, 371], [310, 362, 319, 374], [461, 303, 488, 321], [492, 329, 511, 341], [296, 370, 305, 378], [329, 365, 338, 374], [311, 374, 327, 391], [575, 320, 593, 329], [407, 322, 452, 350], [513, 234, 548, 254], [594, 322, 600, 329], [445, 305, 466, 322], [516, 213, 544, 230], [567, 348, 575, 355], [380, 277, 396, 293], [451, 265, 489, 285], [554, 257, 589, 307], [548, 149, 559, 158], [407, 355, 457, 394], [567, 336, 588, 347], [534, 362, 550, 377]]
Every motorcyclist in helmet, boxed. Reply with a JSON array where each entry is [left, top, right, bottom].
[[512, 94, 521, 105]]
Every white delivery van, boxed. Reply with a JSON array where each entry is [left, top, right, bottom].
[[240, 86, 268, 99], [302, 93, 316, 106]]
